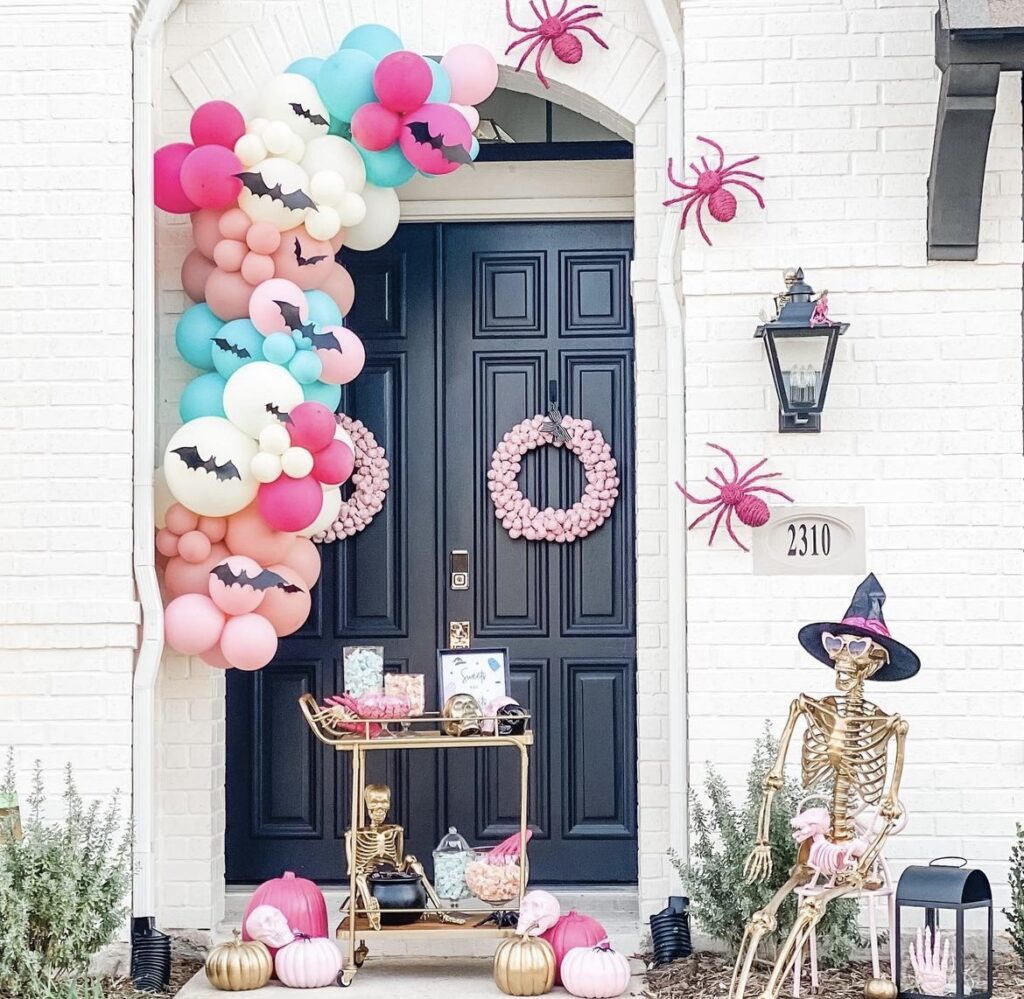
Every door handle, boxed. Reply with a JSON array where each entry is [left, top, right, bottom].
[[450, 549, 469, 590]]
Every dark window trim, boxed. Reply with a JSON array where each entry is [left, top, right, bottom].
[[475, 140, 633, 163]]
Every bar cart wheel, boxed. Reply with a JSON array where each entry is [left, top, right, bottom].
[[338, 967, 358, 988], [354, 942, 368, 967]]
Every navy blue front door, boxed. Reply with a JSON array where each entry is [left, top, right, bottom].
[[226, 221, 637, 885]]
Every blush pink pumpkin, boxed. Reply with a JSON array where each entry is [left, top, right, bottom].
[[560, 940, 631, 999], [274, 933, 341, 989], [241, 872, 328, 960], [541, 910, 607, 986]]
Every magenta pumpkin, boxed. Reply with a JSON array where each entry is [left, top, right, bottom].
[[274, 933, 341, 989], [561, 940, 631, 999], [541, 909, 607, 985], [241, 871, 328, 959]]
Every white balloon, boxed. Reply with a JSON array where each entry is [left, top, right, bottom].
[[259, 423, 291, 456], [343, 183, 400, 252], [163, 417, 259, 517], [281, 446, 314, 479], [305, 204, 341, 241], [336, 191, 366, 228], [234, 133, 267, 168], [310, 170, 346, 206], [154, 465, 174, 529], [251, 451, 283, 483], [334, 424, 356, 455], [237, 157, 312, 232], [452, 103, 480, 131], [301, 135, 366, 194], [263, 120, 294, 156], [258, 73, 330, 141], [299, 486, 342, 538], [223, 362, 304, 439]]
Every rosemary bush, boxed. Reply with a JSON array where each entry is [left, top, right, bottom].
[[669, 722, 862, 968], [0, 750, 132, 999], [1005, 822, 1024, 963]]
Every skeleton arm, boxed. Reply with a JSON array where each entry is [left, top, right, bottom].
[[853, 715, 908, 878]]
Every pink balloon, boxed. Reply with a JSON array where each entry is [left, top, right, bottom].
[[178, 529, 212, 564], [219, 207, 252, 241], [205, 268, 255, 321], [182, 249, 216, 302], [318, 264, 355, 316], [165, 503, 199, 535], [249, 278, 307, 335], [225, 502, 295, 564], [272, 228, 336, 290], [180, 145, 244, 210], [156, 528, 180, 558], [208, 555, 268, 615], [220, 613, 278, 671], [287, 402, 336, 453], [154, 142, 198, 214], [164, 593, 226, 655], [213, 238, 246, 272], [191, 209, 224, 259], [399, 104, 473, 176], [257, 474, 324, 533], [312, 439, 354, 486], [283, 537, 321, 589], [164, 543, 229, 598], [374, 51, 434, 114], [256, 563, 311, 637], [198, 515, 228, 542], [351, 102, 403, 151], [316, 327, 365, 384], [247, 223, 281, 255], [241, 252, 275, 286], [441, 44, 499, 106], [190, 100, 246, 150], [200, 644, 232, 669]]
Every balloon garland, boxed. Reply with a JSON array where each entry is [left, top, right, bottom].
[[155, 25, 498, 670]]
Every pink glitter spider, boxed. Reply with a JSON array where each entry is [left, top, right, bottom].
[[505, 0, 608, 90], [675, 443, 793, 552], [663, 135, 765, 246]]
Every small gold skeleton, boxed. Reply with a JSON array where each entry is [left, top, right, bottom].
[[730, 635, 908, 999], [343, 783, 463, 929]]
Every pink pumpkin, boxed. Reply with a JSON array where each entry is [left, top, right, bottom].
[[274, 933, 341, 989], [541, 910, 607, 986], [241, 872, 328, 960], [561, 940, 631, 999]]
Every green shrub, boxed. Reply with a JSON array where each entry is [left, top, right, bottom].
[[669, 722, 862, 968], [1005, 822, 1024, 963], [0, 750, 132, 999]]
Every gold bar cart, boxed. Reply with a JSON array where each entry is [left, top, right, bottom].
[[298, 694, 533, 987]]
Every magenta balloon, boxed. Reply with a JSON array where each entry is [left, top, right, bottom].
[[312, 438, 354, 486], [190, 100, 247, 149], [351, 102, 403, 152], [205, 268, 255, 321], [287, 402, 337, 453], [319, 264, 355, 316], [180, 145, 244, 210], [208, 554, 267, 615], [316, 326, 365, 384], [164, 593, 226, 655], [220, 612, 278, 671], [182, 249, 216, 302], [256, 563, 311, 637], [272, 228, 336, 290], [191, 208, 224, 259], [441, 44, 499, 106], [374, 51, 434, 113], [399, 104, 473, 176], [257, 475, 324, 533], [249, 278, 307, 335], [154, 142, 199, 214]]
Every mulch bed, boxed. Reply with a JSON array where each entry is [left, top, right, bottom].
[[643, 951, 1024, 999], [102, 939, 205, 999]]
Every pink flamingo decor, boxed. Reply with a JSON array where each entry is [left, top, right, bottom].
[[663, 136, 765, 245], [675, 443, 793, 552], [505, 0, 608, 90]]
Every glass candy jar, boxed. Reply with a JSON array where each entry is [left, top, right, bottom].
[[432, 826, 473, 901]]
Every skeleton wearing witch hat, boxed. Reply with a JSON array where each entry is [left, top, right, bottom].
[[730, 574, 920, 999]]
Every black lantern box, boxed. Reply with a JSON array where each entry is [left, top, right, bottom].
[[895, 860, 993, 999]]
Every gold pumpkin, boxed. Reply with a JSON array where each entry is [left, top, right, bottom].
[[863, 979, 898, 999], [205, 931, 272, 992], [493, 933, 555, 996]]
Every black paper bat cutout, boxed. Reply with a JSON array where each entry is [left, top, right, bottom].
[[293, 238, 327, 268], [211, 337, 251, 359], [289, 102, 329, 128], [170, 445, 241, 481], [273, 299, 317, 341], [235, 172, 316, 211], [210, 562, 301, 592], [406, 121, 474, 166], [265, 402, 292, 424]]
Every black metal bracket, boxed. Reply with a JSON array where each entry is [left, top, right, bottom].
[[779, 410, 821, 434]]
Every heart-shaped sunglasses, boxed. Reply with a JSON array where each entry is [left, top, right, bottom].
[[821, 632, 887, 661]]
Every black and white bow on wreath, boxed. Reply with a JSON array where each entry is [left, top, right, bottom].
[[540, 402, 572, 444]]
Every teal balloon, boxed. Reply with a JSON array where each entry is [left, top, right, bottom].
[[288, 350, 323, 385], [425, 58, 451, 103], [287, 56, 324, 83], [329, 115, 352, 139], [211, 319, 264, 379], [303, 379, 342, 412], [340, 23, 403, 59], [357, 140, 416, 188], [470, 137, 480, 161], [175, 303, 222, 371], [263, 331, 297, 365], [180, 371, 227, 422], [306, 290, 344, 327], [318, 49, 377, 122]]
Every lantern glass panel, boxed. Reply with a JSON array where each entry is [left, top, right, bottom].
[[898, 906, 991, 998], [961, 907, 991, 996], [771, 334, 831, 412]]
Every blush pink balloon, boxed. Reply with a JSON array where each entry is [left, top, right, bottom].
[[180, 145, 244, 210], [272, 229, 336, 289], [312, 439, 354, 486], [165, 503, 199, 535], [319, 263, 355, 315], [241, 252, 275, 286], [284, 537, 321, 589], [178, 529, 212, 564], [156, 528, 180, 558], [219, 207, 252, 242], [249, 278, 308, 335], [208, 555, 268, 615], [441, 44, 499, 106], [198, 515, 228, 542], [192, 209, 224, 259], [225, 502, 295, 565], [351, 101, 403, 151], [154, 142, 198, 214], [164, 593, 226, 655], [200, 644, 232, 669], [205, 268, 255, 321], [164, 543, 229, 598], [220, 613, 278, 671], [213, 237, 246, 272], [374, 51, 434, 113], [257, 474, 324, 533], [182, 249, 216, 302], [287, 402, 337, 453], [256, 563, 311, 637], [190, 100, 246, 150], [315, 327, 365, 384], [399, 104, 473, 176], [247, 222, 281, 255]]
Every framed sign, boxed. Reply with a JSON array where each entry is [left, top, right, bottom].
[[752, 506, 866, 576], [436, 647, 510, 709]]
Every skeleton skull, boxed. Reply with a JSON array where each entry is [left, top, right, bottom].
[[442, 693, 483, 737]]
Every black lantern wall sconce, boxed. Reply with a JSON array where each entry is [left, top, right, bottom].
[[755, 268, 848, 433]]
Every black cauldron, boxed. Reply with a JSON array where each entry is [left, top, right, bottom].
[[368, 868, 427, 925]]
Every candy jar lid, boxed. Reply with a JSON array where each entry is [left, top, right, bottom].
[[434, 825, 471, 854]]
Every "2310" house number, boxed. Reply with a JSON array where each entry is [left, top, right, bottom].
[[753, 507, 865, 576], [786, 522, 832, 557]]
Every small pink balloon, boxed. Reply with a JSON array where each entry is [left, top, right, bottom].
[[318, 264, 355, 316], [219, 207, 252, 241], [241, 252, 275, 286], [256, 563, 311, 637], [287, 402, 337, 453], [351, 101, 403, 151], [180, 145, 243, 210], [164, 592, 225, 655], [441, 44, 499, 106], [257, 475, 323, 533], [283, 537, 321, 589], [200, 644, 232, 669], [190, 100, 246, 150], [154, 142, 198, 214], [205, 268, 255, 321], [312, 439, 354, 486], [191, 209, 224, 259], [181, 249, 216, 302], [156, 528, 180, 558], [374, 51, 434, 113], [178, 529, 212, 564], [198, 515, 228, 543], [208, 554, 268, 615], [224, 501, 295, 565], [220, 613, 278, 671], [246, 222, 281, 255], [249, 278, 307, 335], [165, 503, 199, 535], [316, 326, 365, 384], [213, 238, 246, 272], [163, 543, 229, 598], [399, 104, 473, 176], [272, 228, 336, 289]]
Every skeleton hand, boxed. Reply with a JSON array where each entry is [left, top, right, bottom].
[[880, 795, 902, 823], [743, 842, 773, 883], [910, 927, 949, 995]]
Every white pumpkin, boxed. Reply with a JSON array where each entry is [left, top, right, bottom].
[[560, 940, 631, 999], [274, 934, 341, 989]]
